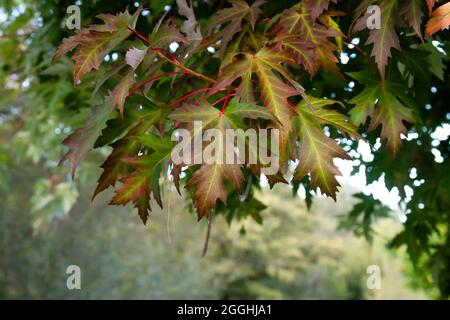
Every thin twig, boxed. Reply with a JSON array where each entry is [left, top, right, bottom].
[[127, 71, 189, 98], [167, 88, 212, 108], [155, 50, 217, 84], [344, 40, 378, 77], [128, 27, 217, 84], [166, 180, 173, 243], [201, 213, 213, 257]]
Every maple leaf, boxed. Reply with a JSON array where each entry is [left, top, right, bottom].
[[426, 0, 439, 15], [134, 18, 188, 74], [169, 100, 275, 217], [125, 47, 147, 70], [209, 45, 302, 170], [186, 162, 244, 218], [253, 46, 301, 170], [176, 0, 202, 45], [93, 135, 139, 200], [222, 99, 279, 123], [400, 0, 425, 41], [275, 7, 341, 77], [292, 106, 350, 200], [205, 0, 265, 57], [110, 162, 151, 224], [296, 96, 361, 139], [169, 100, 277, 135], [53, 8, 142, 85], [253, 48, 298, 131], [93, 105, 162, 199], [367, 88, 416, 155], [348, 84, 380, 126], [94, 95, 161, 148], [353, 0, 400, 80], [304, 0, 340, 21], [425, 2, 450, 36], [110, 134, 173, 224], [208, 55, 252, 96], [348, 72, 416, 154], [169, 102, 242, 218], [169, 101, 221, 126], [59, 94, 116, 179], [149, 19, 188, 47], [275, 35, 318, 77], [112, 70, 135, 117], [291, 95, 361, 199]]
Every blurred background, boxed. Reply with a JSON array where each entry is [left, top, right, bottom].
[[1, 0, 447, 299]]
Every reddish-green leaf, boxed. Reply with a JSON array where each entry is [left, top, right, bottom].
[[54, 8, 142, 85], [400, 0, 425, 41], [112, 70, 135, 117], [304, 0, 340, 21], [206, 0, 265, 56], [353, 0, 400, 80], [293, 107, 350, 200], [276, 7, 341, 76]]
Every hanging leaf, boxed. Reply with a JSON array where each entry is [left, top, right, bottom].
[[275, 7, 341, 77], [292, 106, 350, 200], [425, 2, 450, 36], [353, 0, 401, 80], [367, 88, 416, 155], [304, 0, 340, 21], [59, 95, 115, 179], [348, 72, 416, 154], [110, 134, 173, 224], [297, 96, 360, 139], [112, 70, 135, 117], [169, 99, 276, 217], [54, 8, 142, 85], [400, 0, 424, 41]]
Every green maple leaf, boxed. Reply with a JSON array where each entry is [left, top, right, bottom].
[[148, 19, 188, 47], [368, 88, 416, 155], [420, 42, 446, 81], [59, 94, 116, 179], [348, 72, 416, 154], [110, 134, 173, 224], [94, 95, 162, 148], [93, 106, 161, 199]]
